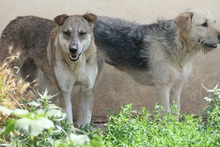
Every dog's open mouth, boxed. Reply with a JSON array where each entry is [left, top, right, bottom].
[[199, 39, 217, 49], [69, 53, 81, 62], [203, 43, 217, 48]]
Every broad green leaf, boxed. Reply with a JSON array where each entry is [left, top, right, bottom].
[[69, 133, 90, 145], [1, 119, 16, 135], [36, 109, 47, 116], [28, 101, 40, 107], [46, 109, 63, 118], [48, 104, 62, 110], [0, 106, 28, 117], [14, 118, 54, 136], [0, 106, 12, 115]]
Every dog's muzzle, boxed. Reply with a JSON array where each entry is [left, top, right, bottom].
[[69, 47, 81, 62], [198, 38, 218, 49], [69, 53, 81, 62]]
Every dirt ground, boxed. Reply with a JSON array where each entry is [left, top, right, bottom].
[[0, 0, 220, 122]]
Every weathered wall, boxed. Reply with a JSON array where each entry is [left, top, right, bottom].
[[0, 0, 220, 122]]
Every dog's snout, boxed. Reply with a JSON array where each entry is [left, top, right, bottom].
[[69, 47, 78, 53], [69, 44, 78, 53], [69, 47, 78, 54]]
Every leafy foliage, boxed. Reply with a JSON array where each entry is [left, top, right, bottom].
[[1, 61, 220, 146], [203, 84, 220, 132], [102, 102, 220, 146], [0, 92, 104, 146]]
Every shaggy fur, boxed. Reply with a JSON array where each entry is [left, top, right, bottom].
[[94, 8, 220, 115]]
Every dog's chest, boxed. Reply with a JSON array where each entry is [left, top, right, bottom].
[[56, 61, 87, 82]]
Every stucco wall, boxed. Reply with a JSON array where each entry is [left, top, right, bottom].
[[0, 0, 220, 122]]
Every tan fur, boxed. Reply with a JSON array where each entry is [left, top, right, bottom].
[[0, 13, 98, 126], [149, 8, 220, 114]]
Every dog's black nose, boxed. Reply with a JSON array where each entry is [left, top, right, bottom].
[[69, 43, 78, 54], [69, 47, 78, 54]]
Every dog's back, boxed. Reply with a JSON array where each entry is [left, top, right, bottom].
[[0, 16, 55, 63], [94, 16, 178, 71], [94, 16, 149, 70], [0, 16, 56, 80]]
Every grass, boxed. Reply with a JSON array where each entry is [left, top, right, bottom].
[[0, 61, 220, 146], [0, 61, 33, 126]]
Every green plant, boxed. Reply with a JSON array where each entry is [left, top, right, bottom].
[[203, 84, 220, 132], [0, 90, 103, 147], [102, 103, 220, 146], [1, 56, 220, 147], [204, 84, 220, 113]]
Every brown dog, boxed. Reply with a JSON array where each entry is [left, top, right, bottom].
[[0, 13, 98, 126]]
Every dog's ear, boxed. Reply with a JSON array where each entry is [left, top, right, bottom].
[[54, 14, 69, 26], [174, 12, 193, 32], [83, 13, 97, 25]]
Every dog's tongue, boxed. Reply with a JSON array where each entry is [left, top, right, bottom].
[[70, 54, 78, 60], [70, 55, 78, 60]]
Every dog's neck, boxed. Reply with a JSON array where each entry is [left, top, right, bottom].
[[173, 30, 202, 67], [84, 35, 97, 63]]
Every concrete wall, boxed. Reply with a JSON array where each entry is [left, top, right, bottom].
[[1, 0, 220, 122]]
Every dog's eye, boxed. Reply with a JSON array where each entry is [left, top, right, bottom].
[[63, 31, 71, 36], [201, 22, 208, 27], [79, 31, 87, 36]]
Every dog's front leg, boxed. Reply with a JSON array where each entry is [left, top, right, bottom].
[[60, 92, 73, 124], [170, 81, 184, 116], [54, 65, 75, 125], [77, 88, 94, 127], [154, 84, 171, 114], [76, 61, 98, 127]]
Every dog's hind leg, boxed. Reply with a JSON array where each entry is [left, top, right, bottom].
[[20, 58, 38, 84]]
